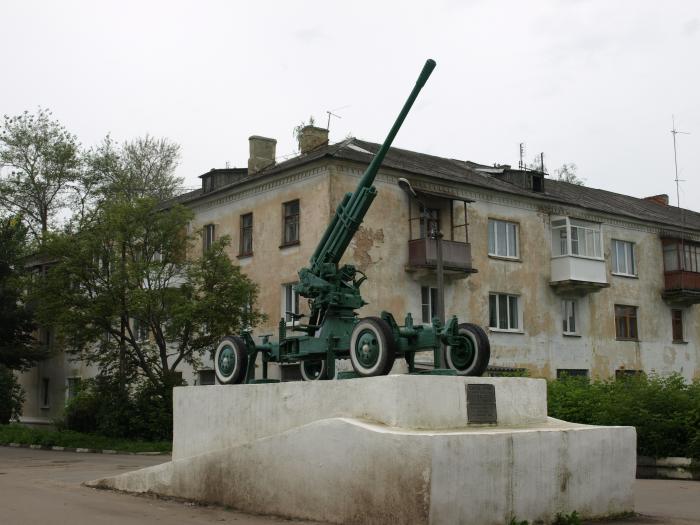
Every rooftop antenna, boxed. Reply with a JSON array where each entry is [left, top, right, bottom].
[[671, 115, 690, 208], [671, 115, 690, 286], [326, 105, 350, 131], [519, 143, 525, 169]]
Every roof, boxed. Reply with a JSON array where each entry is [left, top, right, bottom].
[[168, 138, 700, 232]]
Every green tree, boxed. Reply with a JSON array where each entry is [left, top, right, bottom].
[[0, 217, 47, 370], [34, 197, 262, 398], [0, 216, 49, 424], [0, 109, 81, 244], [553, 162, 585, 186]]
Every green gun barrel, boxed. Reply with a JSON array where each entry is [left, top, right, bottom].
[[308, 59, 436, 272]]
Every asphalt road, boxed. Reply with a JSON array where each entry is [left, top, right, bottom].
[[0, 446, 698, 525]]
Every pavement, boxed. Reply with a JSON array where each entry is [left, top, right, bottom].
[[0, 446, 698, 525]]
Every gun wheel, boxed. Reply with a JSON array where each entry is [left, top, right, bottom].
[[300, 359, 328, 381], [215, 336, 248, 384], [349, 317, 397, 377], [445, 323, 490, 376]]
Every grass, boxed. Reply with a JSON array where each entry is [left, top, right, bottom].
[[0, 424, 171, 453]]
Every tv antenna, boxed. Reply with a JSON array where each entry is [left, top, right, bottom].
[[671, 115, 690, 208], [326, 105, 350, 131], [519, 142, 525, 169]]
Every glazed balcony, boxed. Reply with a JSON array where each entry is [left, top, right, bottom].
[[549, 217, 608, 296], [661, 239, 700, 305]]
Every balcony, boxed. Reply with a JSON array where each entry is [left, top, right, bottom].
[[661, 238, 700, 305], [550, 255, 609, 295], [407, 238, 474, 274], [549, 217, 609, 296]]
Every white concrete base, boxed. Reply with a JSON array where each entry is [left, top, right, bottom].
[[88, 376, 636, 524]]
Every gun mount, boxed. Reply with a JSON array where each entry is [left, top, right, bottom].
[[215, 59, 490, 384]]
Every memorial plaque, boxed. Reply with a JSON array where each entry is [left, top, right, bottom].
[[466, 384, 497, 424]]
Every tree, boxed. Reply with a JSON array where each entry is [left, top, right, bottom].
[[0, 109, 81, 244], [34, 197, 263, 398], [553, 163, 586, 186], [0, 216, 48, 424], [0, 216, 47, 370], [84, 134, 183, 205]]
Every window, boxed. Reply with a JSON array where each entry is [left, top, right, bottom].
[[134, 319, 149, 342], [419, 207, 440, 238], [282, 200, 300, 246], [556, 369, 589, 379], [282, 283, 300, 324], [66, 377, 81, 402], [551, 217, 602, 258], [488, 219, 519, 258], [611, 240, 636, 276], [615, 305, 638, 340], [421, 286, 438, 323], [672, 309, 684, 342], [615, 369, 642, 379], [562, 299, 578, 335], [41, 378, 50, 408], [239, 213, 253, 256], [663, 240, 700, 273], [203, 224, 215, 251], [197, 370, 216, 385], [489, 293, 520, 331]]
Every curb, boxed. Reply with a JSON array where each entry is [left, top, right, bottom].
[[1, 442, 170, 456]]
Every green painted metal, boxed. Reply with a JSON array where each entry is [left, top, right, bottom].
[[214, 59, 491, 384]]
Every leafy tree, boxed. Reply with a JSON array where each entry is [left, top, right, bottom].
[[0, 365, 25, 424], [34, 197, 263, 398], [0, 216, 47, 370], [0, 109, 81, 243], [553, 162, 585, 186]]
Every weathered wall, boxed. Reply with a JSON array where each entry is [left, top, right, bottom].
[[189, 159, 699, 380]]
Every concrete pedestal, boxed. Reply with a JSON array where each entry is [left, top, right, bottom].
[[88, 376, 636, 524]]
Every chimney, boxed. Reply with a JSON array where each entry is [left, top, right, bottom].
[[248, 136, 277, 174], [298, 125, 329, 154], [643, 194, 669, 206]]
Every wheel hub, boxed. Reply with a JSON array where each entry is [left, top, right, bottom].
[[355, 330, 379, 367], [218, 345, 236, 376]]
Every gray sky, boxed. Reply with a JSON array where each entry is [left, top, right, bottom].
[[3, 1, 699, 210]]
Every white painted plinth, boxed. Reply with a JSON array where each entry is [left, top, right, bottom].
[[88, 376, 636, 524]]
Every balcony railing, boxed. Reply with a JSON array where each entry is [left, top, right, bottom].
[[550, 255, 608, 295], [407, 238, 473, 273], [662, 270, 700, 305]]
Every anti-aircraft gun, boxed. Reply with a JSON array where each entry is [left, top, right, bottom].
[[214, 59, 490, 384]]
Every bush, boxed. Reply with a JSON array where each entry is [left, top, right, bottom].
[[63, 374, 175, 442], [548, 373, 700, 458], [0, 364, 25, 424]]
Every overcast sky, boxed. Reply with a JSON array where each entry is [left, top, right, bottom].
[[2, 1, 699, 211]]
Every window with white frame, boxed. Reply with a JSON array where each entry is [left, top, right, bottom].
[[611, 240, 636, 276], [421, 286, 438, 323], [488, 219, 519, 258], [562, 299, 578, 334], [489, 293, 521, 331], [551, 217, 602, 258], [282, 283, 300, 324]]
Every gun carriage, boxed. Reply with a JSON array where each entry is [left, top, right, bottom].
[[214, 59, 490, 384]]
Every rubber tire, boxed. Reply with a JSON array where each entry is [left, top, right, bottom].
[[445, 323, 490, 376], [214, 335, 248, 384], [349, 317, 397, 377], [300, 359, 328, 381]]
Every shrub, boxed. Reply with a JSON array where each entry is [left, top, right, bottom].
[[548, 373, 700, 458], [0, 364, 25, 424], [63, 374, 176, 441]]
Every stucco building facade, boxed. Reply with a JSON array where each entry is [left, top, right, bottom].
[[178, 127, 700, 383]]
